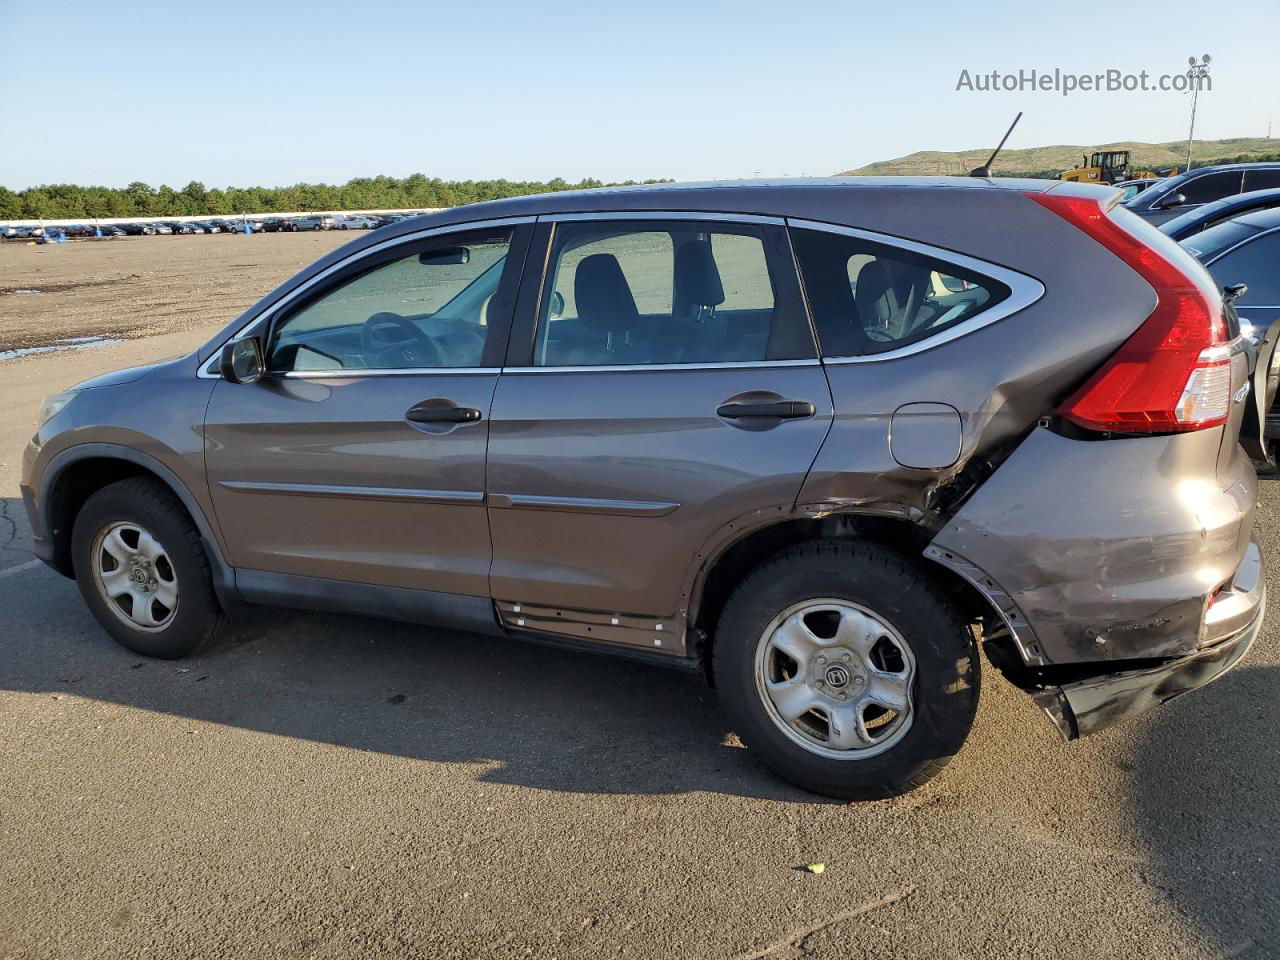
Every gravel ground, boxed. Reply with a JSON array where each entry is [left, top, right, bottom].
[[0, 233, 352, 352], [0, 243, 1276, 960]]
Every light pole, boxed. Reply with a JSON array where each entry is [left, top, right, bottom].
[[1185, 54, 1211, 171]]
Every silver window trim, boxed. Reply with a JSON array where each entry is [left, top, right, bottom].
[[501, 359, 821, 374], [536, 210, 784, 226], [272, 367, 503, 379], [785, 217, 1046, 364], [197, 216, 535, 379]]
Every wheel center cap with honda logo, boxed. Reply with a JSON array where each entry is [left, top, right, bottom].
[[823, 664, 851, 689]]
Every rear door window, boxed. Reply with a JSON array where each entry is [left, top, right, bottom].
[[790, 228, 1010, 357], [532, 220, 813, 366]]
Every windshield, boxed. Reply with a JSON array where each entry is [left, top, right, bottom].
[[1180, 220, 1261, 263]]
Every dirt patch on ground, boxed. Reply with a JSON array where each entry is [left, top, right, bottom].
[[0, 233, 353, 352]]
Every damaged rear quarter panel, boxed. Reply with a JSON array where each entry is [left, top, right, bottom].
[[929, 426, 1256, 664]]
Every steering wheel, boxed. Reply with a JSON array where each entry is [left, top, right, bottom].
[[361, 312, 443, 368]]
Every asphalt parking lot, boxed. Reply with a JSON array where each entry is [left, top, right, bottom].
[[0, 239, 1277, 960]]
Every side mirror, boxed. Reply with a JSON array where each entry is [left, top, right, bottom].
[[419, 246, 470, 265], [220, 337, 265, 384], [548, 290, 565, 319], [1158, 192, 1187, 209]]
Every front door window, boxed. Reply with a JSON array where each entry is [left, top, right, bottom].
[[269, 228, 514, 372]]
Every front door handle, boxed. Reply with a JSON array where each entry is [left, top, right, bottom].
[[716, 399, 815, 420], [406, 402, 482, 424]]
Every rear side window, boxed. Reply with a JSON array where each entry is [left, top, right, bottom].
[[532, 220, 813, 366], [1244, 169, 1280, 191], [790, 228, 1009, 357]]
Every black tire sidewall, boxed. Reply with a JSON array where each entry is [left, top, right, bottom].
[[714, 541, 979, 800], [71, 481, 220, 659]]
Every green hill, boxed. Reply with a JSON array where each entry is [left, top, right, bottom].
[[838, 137, 1280, 178]]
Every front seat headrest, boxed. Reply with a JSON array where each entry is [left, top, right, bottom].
[[675, 239, 725, 311], [575, 254, 638, 333]]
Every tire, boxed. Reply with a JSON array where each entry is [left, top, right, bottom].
[[712, 540, 979, 801], [71, 477, 225, 659]]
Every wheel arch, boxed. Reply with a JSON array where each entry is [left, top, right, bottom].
[[40, 444, 234, 599], [688, 511, 1001, 677]]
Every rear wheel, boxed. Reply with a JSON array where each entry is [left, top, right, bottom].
[[71, 477, 225, 659], [713, 540, 979, 800]]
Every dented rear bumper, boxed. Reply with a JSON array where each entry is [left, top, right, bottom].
[[928, 426, 1257, 666], [926, 424, 1263, 738], [1034, 540, 1263, 739]]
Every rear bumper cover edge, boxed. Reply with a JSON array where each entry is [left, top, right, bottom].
[[1034, 569, 1264, 741]]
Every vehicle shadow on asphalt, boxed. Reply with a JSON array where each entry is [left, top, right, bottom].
[[0, 537, 828, 803], [1130, 663, 1280, 956]]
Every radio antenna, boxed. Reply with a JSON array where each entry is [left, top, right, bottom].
[[969, 111, 1023, 177]]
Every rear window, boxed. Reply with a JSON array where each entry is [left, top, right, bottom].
[[790, 228, 1009, 357]]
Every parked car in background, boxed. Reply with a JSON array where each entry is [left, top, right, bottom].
[[1160, 188, 1280, 241], [100, 225, 127, 237], [1181, 206, 1280, 469], [337, 215, 377, 230], [20, 179, 1267, 800], [162, 221, 195, 235], [292, 215, 334, 231], [121, 223, 156, 236], [151, 223, 173, 235], [1125, 162, 1280, 225], [1113, 178, 1162, 203]]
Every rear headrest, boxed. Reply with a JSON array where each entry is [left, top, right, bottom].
[[575, 254, 638, 333], [675, 239, 725, 310]]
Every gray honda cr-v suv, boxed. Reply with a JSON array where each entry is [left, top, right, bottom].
[[20, 178, 1266, 799]]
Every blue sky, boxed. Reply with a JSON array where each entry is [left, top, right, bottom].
[[3, 0, 1279, 189]]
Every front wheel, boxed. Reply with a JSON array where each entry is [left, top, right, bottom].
[[71, 477, 225, 659], [713, 540, 979, 800]]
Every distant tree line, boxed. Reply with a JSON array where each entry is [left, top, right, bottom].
[[0, 174, 674, 220]]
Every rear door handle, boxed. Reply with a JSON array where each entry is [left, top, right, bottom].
[[406, 403, 482, 424], [716, 399, 815, 420]]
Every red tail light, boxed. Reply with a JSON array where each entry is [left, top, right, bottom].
[[1030, 193, 1230, 434]]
